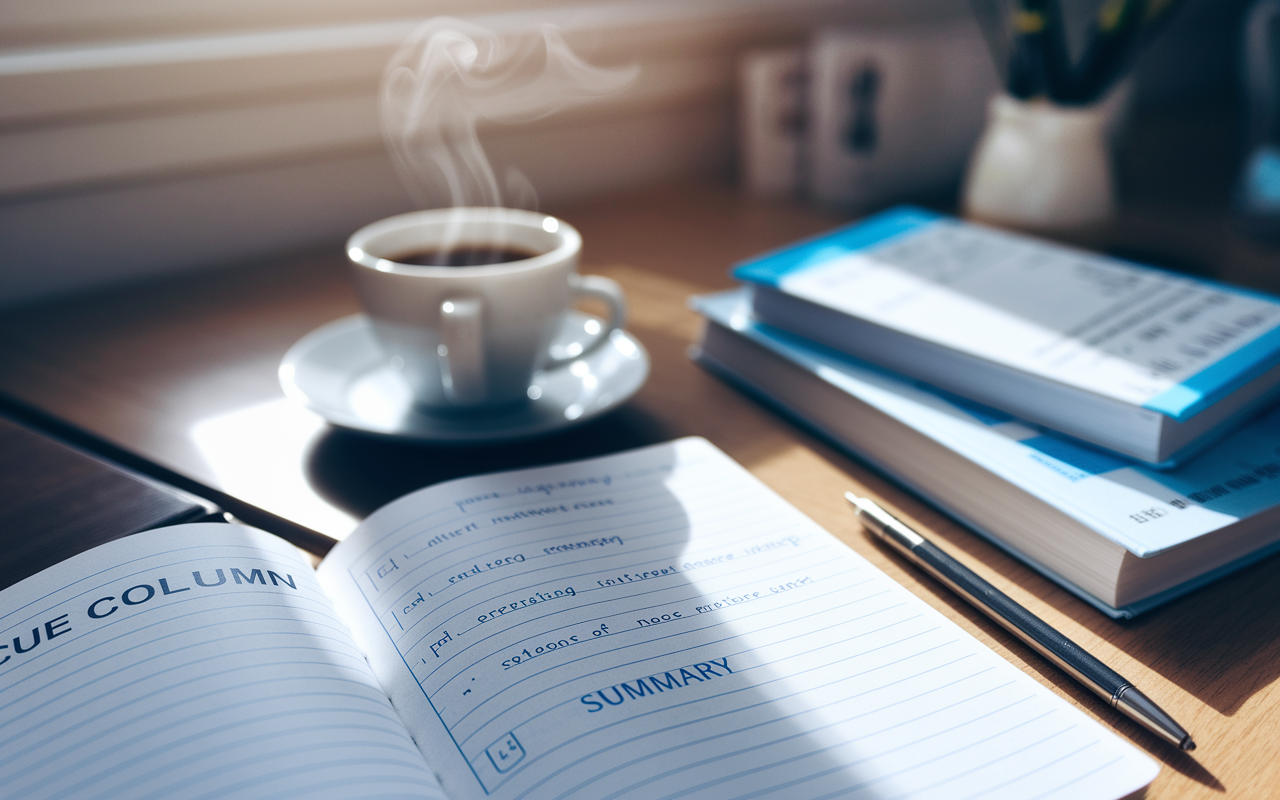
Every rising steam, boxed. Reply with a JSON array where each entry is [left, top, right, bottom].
[[381, 18, 638, 211]]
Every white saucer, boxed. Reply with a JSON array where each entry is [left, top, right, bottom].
[[279, 313, 649, 443]]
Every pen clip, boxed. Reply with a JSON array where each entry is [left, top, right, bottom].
[[845, 494, 925, 549]]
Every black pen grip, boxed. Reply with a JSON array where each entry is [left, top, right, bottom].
[[911, 539, 1127, 696]]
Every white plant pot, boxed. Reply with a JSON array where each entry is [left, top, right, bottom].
[[962, 94, 1116, 234]]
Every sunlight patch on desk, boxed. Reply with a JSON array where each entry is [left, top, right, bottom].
[[190, 398, 358, 539]]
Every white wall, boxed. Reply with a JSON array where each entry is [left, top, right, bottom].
[[0, 0, 964, 306]]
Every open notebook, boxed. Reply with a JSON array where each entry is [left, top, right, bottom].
[[0, 438, 1156, 799]]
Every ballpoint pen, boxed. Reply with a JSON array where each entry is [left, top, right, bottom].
[[847, 493, 1197, 751]]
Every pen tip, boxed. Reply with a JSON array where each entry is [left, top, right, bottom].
[[1181, 736, 1196, 752]]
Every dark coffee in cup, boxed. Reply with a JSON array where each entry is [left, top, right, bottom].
[[387, 245, 541, 267], [348, 207, 624, 409]]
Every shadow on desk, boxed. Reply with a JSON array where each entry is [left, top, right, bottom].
[[299, 314, 807, 523], [302, 405, 672, 519], [935, 521, 1280, 721], [898, 487, 1280, 719], [1110, 552, 1280, 717], [869, 457, 1280, 722]]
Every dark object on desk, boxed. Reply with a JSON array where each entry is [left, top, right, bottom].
[[1237, 0, 1280, 240], [848, 494, 1197, 751], [0, 416, 221, 591], [972, 0, 1187, 104], [1059, 0, 1148, 103], [1005, 0, 1053, 98], [970, 0, 1068, 98]]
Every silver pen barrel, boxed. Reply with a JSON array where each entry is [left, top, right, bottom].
[[847, 494, 1196, 751]]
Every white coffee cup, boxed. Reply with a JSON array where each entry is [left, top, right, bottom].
[[347, 207, 626, 410]]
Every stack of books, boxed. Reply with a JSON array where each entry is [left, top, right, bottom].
[[692, 207, 1280, 618]]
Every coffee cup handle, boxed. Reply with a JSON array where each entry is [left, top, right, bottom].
[[546, 274, 628, 368], [439, 298, 488, 405]]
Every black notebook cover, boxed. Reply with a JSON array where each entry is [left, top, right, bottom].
[[0, 416, 221, 591]]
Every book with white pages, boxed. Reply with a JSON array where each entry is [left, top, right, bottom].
[[691, 289, 1280, 618], [0, 438, 1156, 800], [733, 206, 1280, 465]]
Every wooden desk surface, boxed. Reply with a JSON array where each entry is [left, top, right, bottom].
[[1, 182, 1276, 797]]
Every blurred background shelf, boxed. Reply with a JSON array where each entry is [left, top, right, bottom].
[[1, 0, 1276, 309]]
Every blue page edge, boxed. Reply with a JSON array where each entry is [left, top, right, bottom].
[[731, 206, 1280, 424], [690, 343, 1135, 619], [690, 289, 1280, 617], [1144, 324, 1280, 420], [730, 206, 941, 286]]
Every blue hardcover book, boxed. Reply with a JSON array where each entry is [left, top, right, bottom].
[[692, 289, 1280, 618], [732, 207, 1280, 466]]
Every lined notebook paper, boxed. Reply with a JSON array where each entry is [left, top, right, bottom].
[[318, 438, 1158, 800], [0, 524, 444, 800]]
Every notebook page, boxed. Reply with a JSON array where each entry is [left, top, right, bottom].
[[0, 523, 445, 800], [318, 438, 1157, 800]]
